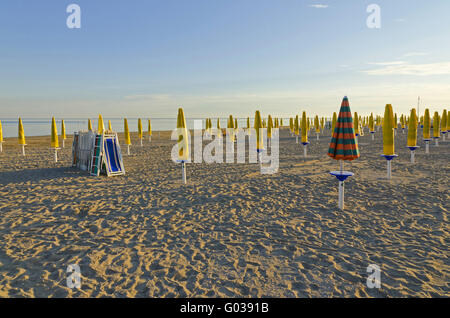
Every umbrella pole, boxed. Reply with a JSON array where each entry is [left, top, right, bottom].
[[387, 160, 391, 180], [62, 140, 65, 148], [435, 138, 439, 147], [140, 138, 143, 147], [149, 136, 152, 142], [127, 145, 130, 155], [21, 145, 25, 156], [425, 141, 429, 154], [54, 148, 58, 163], [0, 142, 2, 153], [303, 144, 307, 158], [296, 136, 298, 144], [181, 162, 187, 184], [338, 180, 344, 210], [410, 150, 415, 164], [371, 133, 374, 141], [316, 134, 319, 141], [258, 152, 262, 170]]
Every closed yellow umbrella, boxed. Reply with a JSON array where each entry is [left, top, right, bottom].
[[369, 113, 375, 140], [301, 111, 309, 157], [0, 120, 3, 153], [433, 111, 440, 146], [124, 118, 131, 155], [98, 114, 105, 134], [267, 115, 273, 139], [354, 112, 360, 141], [138, 118, 143, 146], [108, 120, 113, 131], [88, 119, 93, 131], [148, 119, 152, 141], [447, 109, 450, 132], [320, 117, 325, 132], [18, 117, 26, 156], [381, 104, 396, 179], [254, 110, 264, 162], [423, 108, 431, 153], [314, 115, 320, 140], [289, 117, 294, 136], [51, 117, 60, 162], [247, 117, 251, 136], [177, 108, 189, 183], [394, 113, 398, 134], [407, 108, 419, 163], [331, 112, 337, 136], [61, 119, 66, 148], [294, 115, 300, 143], [441, 110, 447, 141], [217, 118, 222, 138], [227, 115, 235, 142]]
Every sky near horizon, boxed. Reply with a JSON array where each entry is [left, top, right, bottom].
[[1, 0, 450, 118]]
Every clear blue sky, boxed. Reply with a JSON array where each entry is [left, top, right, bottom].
[[1, 0, 449, 118]]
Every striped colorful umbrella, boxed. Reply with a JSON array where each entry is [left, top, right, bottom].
[[328, 96, 359, 210], [328, 96, 360, 161]]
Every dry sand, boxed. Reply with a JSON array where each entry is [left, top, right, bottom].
[[0, 128, 448, 297]]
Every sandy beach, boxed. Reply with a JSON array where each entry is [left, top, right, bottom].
[[0, 128, 448, 298]]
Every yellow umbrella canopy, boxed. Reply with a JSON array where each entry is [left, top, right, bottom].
[[254, 110, 263, 152], [331, 112, 337, 136], [301, 112, 308, 143], [407, 108, 418, 147], [18, 118, 26, 145], [441, 110, 447, 133], [247, 117, 250, 129], [108, 120, 113, 131], [394, 113, 398, 129], [51, 117, 59, 148], [369, 113, 375, 132], [433, 111, 440, 138], [138, 118, 143, 139], [217, 118, 221, 129], [88, 119, 93, 131], [124, 118, 131, 145], [176, 108, 190, 161], [98, 114, 105, 134], [423, 109, 431, 140], [314, 115, 320, 133], [61, 119, 66, 140], [382, 104, 395, 156], [320, 117, 324, 131], [354, 112, 360, 136], [228, 115, 234, 128], [0, 120, 3, 143], [267, 115, 273, 138], [148, 119, 152, 136], [447, 109, 450, 131], [289, 117, 294, 133], [234, 118, 238, 130], [294, 115, 300, 136]]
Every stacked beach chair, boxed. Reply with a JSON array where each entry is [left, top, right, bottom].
[[72, 130, 125, 177]]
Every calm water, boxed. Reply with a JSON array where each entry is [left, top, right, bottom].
[[0, 118, 278, 138]]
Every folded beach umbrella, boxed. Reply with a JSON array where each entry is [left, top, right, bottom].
[[369, 113, 375, 140], [294, 115, 300, 143], [176, 108, 190, 184], [227, 115, 235, 142], [0, 120, 3, 153], [247, 117, 251, 136], [394, 113, 398, 135], [61, 119, 66, 148], [441, 110, 447, 141], [320, 117, 325, 132], [18, 117, 26, 156], [423, 109, 431, 153], [314, 115, 320, 140], [148, 119, 152, 142], [301, 111, 309, 157], [289, 117, 294, 137], [447, 109, 450, 132], [108, 120, 113, 131], [124, 118, 131, 155], [267, 115, 273, 140], [254, 110, 264, 166], [235, 118, 238, 132], [381, 104, 397, 179], [217, 118, 222, 138], [331, 112, 337, 137], [354, 112, 360, 143], [137, 118, 143, 146], [98, 114, 105, 134], [51, 117, 60, 163], [88, 119, 93, 131], [433, 111, 440, 146], [400, 114, 406, 133], [280, 118, 283, 127], [328, 96, 359, 209], [407, 108, 419, 163]]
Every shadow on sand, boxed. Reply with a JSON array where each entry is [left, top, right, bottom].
[[0, 167, 89, 185]]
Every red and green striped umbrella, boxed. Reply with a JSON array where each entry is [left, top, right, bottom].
[[327, 96, 360, 161]]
